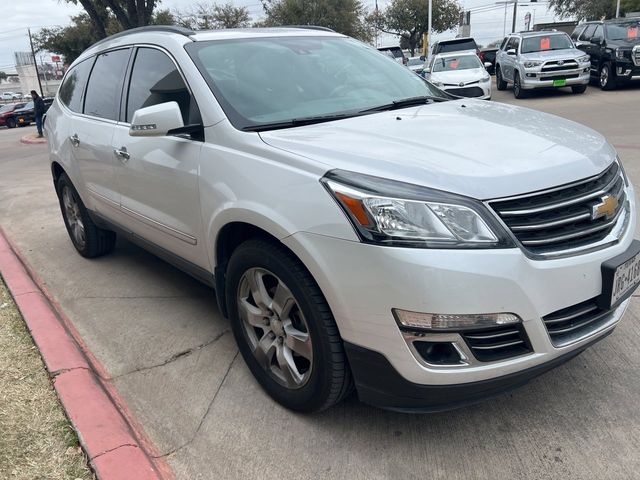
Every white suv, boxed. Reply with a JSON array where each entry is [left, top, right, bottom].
[[46, 26, 639, 413]]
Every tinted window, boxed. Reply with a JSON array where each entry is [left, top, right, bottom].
[[84, 49, 131, 120], [571, 25, 585, 40], [126, 48, 198, 124], [500, 37, 509, 50], [580, 24, 597, 41], [606, 21, 640, 40], [58, 58, 93, 113], [593, 25, 604, 40], [438, 39, 477, 53]]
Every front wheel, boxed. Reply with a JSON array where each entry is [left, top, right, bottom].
[[599, 63, 616, 90], [513, 73, 528, 99], [496, 66, 507, 90], [6, 118, 16, 128], [226, 239, 353, 412], [572, 84, 588, 94]]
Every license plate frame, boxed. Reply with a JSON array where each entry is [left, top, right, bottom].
[[552, 79, 567, 87], [599, 240, 640, 310]]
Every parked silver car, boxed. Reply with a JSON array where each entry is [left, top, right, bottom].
[[495, 31, 591, 98]]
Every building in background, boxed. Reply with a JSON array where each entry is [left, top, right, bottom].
[[13, 51, 62, 98], [533, 21, 578, 35]]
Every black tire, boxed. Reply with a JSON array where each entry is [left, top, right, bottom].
[[6, 117, 16, 128], [56, 173, 116, 258], [599, 62, 616, 90], [513, 72, 528, 99], [571, 84, 588, 94], [226, 238, 353, 412], [496, 66, 507, 91]]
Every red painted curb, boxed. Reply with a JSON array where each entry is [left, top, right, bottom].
[[0, 228, 174, 480], [20, 134, 47, 145]]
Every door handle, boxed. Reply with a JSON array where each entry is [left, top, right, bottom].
[[70, 134, 80, 147], [114, 147, 130, 162]]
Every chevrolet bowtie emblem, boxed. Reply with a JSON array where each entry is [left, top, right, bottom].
[[591, 194, 618, 220]]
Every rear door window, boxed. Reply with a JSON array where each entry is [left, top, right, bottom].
[[84, 48, 131, 120], [580, 24, 597, 41]]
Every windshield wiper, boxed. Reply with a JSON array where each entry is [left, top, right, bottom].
[[359, 95, 448, 114], [243, 113, 359, 132]]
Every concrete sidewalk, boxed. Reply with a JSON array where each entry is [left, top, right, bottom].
[[2, 87, 640, 479]]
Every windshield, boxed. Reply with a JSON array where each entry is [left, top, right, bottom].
[[432, 55, 481, 72], [606, 22, 640, 41], [438, 40, 477, 53], [407, 57, 424, 66], [521, 34, 574, 53], [186, 36, 445, 131]]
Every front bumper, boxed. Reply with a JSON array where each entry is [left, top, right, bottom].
[[521, 67, 590, 89], [283, 187, 636, 408], [440, 81, 492, 100]]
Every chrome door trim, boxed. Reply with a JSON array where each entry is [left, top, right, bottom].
[[120, 205, 198, 245]]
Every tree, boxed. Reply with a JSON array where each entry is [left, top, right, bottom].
[[0, 71, 7, 83], [62, 0, 159, 39], [375, 0, 462, 55], [175, 2, 251, 29], [548, 0, 640, 20], [261, 0, 373, 42]]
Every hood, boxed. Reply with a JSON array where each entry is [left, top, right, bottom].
[[608, 38, 640, 47], [428, 68, 486, 85], [259, 100, 616, 200], [520, 48, 582, 61]]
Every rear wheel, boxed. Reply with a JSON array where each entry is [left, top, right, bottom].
[[6, 118, 16, 128], [513, 72, 528, 99], [599, 62, 616, 90], [572, 84, 588, 94], [226, 239, 352, 412], [496, 66, 507, 90], [56, 173, 116, 258]]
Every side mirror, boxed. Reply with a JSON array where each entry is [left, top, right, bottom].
[[591, 36, 603, 45], [423, 67, 431, 74], [484, 62, 493, 69], [129, 102, 183, 137], [506, 48, 516, 56]]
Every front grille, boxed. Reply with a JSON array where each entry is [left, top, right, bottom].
[[446, 86, 485, 98], [541, 59, 579, 72], [461, 324, 532, 362], [490, 163, 626, 255], [543, 298, 614, 347], [541, 73, 579, 81], [633, 46, 640, 67]]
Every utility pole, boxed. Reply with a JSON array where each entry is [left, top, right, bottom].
[[427, 0, 433, 62], [511, 0, 519, 33], [28, 28, 44, 96], [616, 0, 621, 18]]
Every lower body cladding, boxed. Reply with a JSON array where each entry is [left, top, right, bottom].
[[283, 220, 637, 412], [522, 68, 590, 89]]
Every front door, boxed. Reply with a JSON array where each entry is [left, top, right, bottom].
[[112, 46, 207, 268]]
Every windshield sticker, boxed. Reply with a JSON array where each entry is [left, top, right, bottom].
[[629, 27, 638, 39], [540, 37, 551, 50]]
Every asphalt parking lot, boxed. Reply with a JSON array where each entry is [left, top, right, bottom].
[[1, 82, 640, 480]]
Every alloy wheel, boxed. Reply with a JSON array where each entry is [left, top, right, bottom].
[[236, 267, 313, 389], [600, 65, 609, 88], [62, 186, 86, 248]]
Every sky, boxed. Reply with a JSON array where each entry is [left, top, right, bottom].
[[0, 0, 566, 70]]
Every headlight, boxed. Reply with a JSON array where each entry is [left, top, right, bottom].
[[523, 61, 542, 68], [321, 170, 514, 248], [481, 74, 491, 82], [431, 80, 444, 87], [616, 48, 627, 60], [578, 55, 591, 63]]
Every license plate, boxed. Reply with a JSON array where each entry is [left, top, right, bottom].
[[600, 240, 640, 309], [553, 79, 567, 87]]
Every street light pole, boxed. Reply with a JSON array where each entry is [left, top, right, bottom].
[[511, 0, 519, 33], [427, 0, 433, 61], [616, 0, 621, 18], [28, 28, 44, 97]]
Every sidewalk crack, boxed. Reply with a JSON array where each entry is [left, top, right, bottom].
[[112, 329, 230, 379], [90, 443, 138, 461], [50, 366, 91, 378], [153, 351, 239, 459]]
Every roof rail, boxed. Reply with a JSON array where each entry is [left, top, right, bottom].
[[282, 25, 335, 32], [91, 25, 195, 48]]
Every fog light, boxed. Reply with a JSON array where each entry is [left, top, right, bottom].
[[393, 309, 521, 331], [526, 73, 536, 78], [413, 341, 462, 365]]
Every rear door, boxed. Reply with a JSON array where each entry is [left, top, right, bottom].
[[111, 46, 207, 268], [70, 48, 131, 213]]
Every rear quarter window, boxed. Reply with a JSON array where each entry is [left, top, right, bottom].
[[58, 58, 94, 113]]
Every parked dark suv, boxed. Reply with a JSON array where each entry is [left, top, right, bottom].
[[6, 98, 53, 127], [572, 18, 640, 90]]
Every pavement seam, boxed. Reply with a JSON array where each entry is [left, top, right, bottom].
[[153, 351, 239, 459], [111, 329, 231, 380]]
